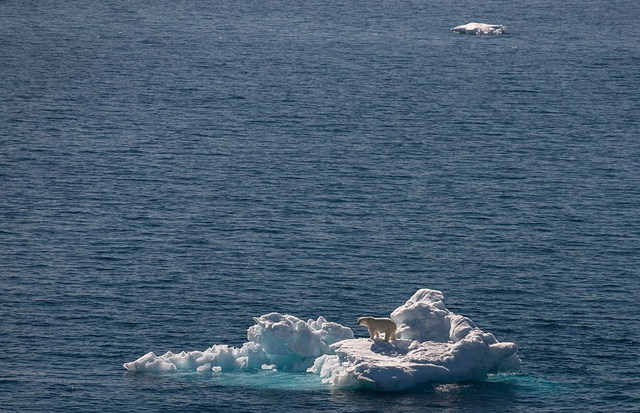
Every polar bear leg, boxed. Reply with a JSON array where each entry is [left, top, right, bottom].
[[368, 327, 376, 340], [384, 329, 396, 342]]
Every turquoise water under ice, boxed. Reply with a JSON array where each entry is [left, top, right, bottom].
[[1, 0, 639, 411]]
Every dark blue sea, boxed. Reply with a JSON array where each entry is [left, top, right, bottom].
[[1, 0, 639, 411]]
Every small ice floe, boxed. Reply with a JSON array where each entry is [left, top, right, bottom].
[[451, 22, 507, 35], [308, 289, 521, 391], [124, 289, 520, 391], [123, 314, 354, 373]]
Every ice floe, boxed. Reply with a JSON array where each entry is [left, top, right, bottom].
[[451, 22, 507, 35], [310, 289, 520, 390], [124, 289, 521, 391], [123, 314, 353, 373]]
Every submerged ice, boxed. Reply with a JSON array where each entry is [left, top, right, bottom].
[[124, 289, 521, 391], [450, 22, 507, 35]]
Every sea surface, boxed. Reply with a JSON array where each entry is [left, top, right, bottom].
[[1, 0, 639, 411]]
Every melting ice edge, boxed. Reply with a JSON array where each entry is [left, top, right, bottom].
[[124, 289, 521, 391]]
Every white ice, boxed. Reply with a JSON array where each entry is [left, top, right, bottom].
[[450, 22, 507, 35], [309, 289, 520, 390], [123, 314, 353, 373], [124, 289, 520, 391]]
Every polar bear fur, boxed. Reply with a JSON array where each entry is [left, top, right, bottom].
[[357, 317, 397, 342]]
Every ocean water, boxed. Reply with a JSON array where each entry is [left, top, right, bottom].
[[1, 0, 639, 411]]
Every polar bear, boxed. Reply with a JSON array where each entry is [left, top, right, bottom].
[[357, 317, 397, 342]]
